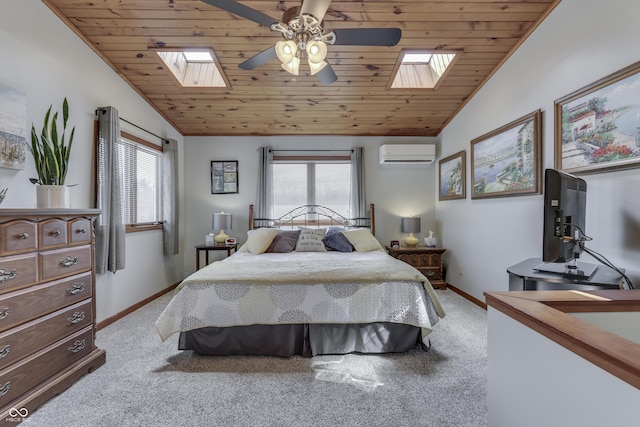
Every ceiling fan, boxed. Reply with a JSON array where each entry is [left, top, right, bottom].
[[201, 0, 402, 84]]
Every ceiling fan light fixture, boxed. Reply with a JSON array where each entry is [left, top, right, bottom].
[[308, 59, 327, 75], [281, 55, 300, 75], [306, 41, 327, 63], [275, 40, 298, 63]]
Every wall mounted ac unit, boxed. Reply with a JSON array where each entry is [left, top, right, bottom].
[[379, 144, 436, 164]]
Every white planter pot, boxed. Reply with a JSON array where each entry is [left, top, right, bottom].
[[36, 185, 70, 209]]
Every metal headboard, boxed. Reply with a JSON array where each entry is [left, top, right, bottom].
[[249, 203, 375, 236]]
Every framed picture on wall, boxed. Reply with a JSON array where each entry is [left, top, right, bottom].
[[0, 83, 27, 170], [211, 160, 238, 194], [439, 150, 466, 201], [470, 110, 542, 199], [555, 60, 640, 174]]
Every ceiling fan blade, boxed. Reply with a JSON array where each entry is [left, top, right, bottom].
[[238, 46, 277, 70], [316, 64, 337, 84], [332, 28, 402, 46], [201, 0, 277, 28], [300, 0, 332, 22]]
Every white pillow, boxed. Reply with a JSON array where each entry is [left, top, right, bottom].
[[342, 229, 383, 252], [295, 228, 327, 252], [245, 228, 279, 254]]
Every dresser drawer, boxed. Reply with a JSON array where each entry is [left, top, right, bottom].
[[0, 253, 38, 294], [0, 220, 37, 256], [0, 300, 92, 371], [0, 327, 93, 407], [69, 218, 92, 245], [0, 272, 93, 333], [39, 218, 69, 249], [40, 245, 91, 282]]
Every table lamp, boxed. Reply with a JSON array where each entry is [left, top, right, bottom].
[[401, 216, 421, 247], [212, 212, 232, 244]]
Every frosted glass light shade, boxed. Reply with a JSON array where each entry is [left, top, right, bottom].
[[275, 40, 298, 63]]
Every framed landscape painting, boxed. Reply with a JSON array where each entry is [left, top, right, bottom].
[[555, 60, 640, 174], [471, 110, 542, 199], [439, 150, 466, 201], [211, 160, 238, 194], [0, 83, 27, 170]]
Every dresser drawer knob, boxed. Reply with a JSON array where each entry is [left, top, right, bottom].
[[67, 312, 86, 325], [51, 230, 61, 237], [0, 269, 17, 283], [78, 228, 87, 234], [18, 232, 29, 240], [0, 308, 9, 320], [68, 339, 86, 354], [0, 345, 10, 359], [59, 256, 79, 268], [0, 381, 10, 397], [66, 283, 85, 295], [427, 271, 435, 276]]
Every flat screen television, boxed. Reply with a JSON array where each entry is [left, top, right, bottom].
[[535, 168, 598, 279]]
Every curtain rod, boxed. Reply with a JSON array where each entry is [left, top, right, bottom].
[[95, 108, 169, 144], [269, 149, 353, 152]]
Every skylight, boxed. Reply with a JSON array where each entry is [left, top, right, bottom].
[[152, 48, 229, 88], [389, 50, 459, 90]]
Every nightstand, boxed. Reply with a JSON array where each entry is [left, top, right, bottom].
[[195, 243, 237, 269], [385, 246, 447, 289]]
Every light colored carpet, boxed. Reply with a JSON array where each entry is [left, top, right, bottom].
[[26, 289, 487, 426]]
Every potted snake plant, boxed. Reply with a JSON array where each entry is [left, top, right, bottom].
[[29, 98, 75, 208]]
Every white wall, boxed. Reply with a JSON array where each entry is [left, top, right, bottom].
[[0, 0, 185, 322], [487, 308, 640, 427], [182, 136, 438, 272], [437, 0, 640, 301]]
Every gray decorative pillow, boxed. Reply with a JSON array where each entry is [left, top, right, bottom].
[[323, 227, 354, 252], [266, 230, 301, 253], [295, 228, 327, 252]]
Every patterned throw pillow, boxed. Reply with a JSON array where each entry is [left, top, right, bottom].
[[266, 230, 301, 253], [322, 227, 354, 252], [295, 228, 327, 252]]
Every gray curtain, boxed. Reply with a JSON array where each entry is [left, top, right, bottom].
[[350, 147, 366, 218], [163, 138, 179, 256], [255, 146, 273, 219], [95, 106, 126, 274]]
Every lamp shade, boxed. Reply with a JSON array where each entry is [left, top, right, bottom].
[[401, 217, 421, 233], [212, 212, 232, 231]]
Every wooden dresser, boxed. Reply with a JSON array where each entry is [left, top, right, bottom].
[[386, 246, 447, 290], [0, 209, 105, 424]]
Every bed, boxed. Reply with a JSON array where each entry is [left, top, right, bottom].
[[155, 204, 445, 357]]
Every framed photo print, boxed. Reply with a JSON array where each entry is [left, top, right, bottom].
[[471, 110, 542, 199], [439, 150, 466, 201], [555, 60, 640, 174], [211, 160, 238, 194]]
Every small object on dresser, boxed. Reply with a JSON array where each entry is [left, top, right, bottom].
[[205, 233, 214, 245], [390, 240, 399, 249], [225, 237, 236, 246], [425, 230, 437, 247]]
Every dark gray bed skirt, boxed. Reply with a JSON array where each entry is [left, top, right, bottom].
[[178, 323, 423, 357]]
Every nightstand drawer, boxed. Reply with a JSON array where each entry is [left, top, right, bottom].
[[418, 267, 442, 281]]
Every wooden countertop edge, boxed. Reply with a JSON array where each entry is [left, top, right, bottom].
[[484, 290, 640, 390]]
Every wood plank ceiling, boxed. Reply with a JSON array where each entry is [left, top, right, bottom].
[[42, 0, 560, 137]]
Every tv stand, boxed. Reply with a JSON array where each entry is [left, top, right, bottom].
[[508, 258, 624, 291], [533, 260, 599, 280]]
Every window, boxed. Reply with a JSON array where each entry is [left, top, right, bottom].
[[116, 132, 163, 231], [272, 156, 351, 220], [388, 49, 459, 90]]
